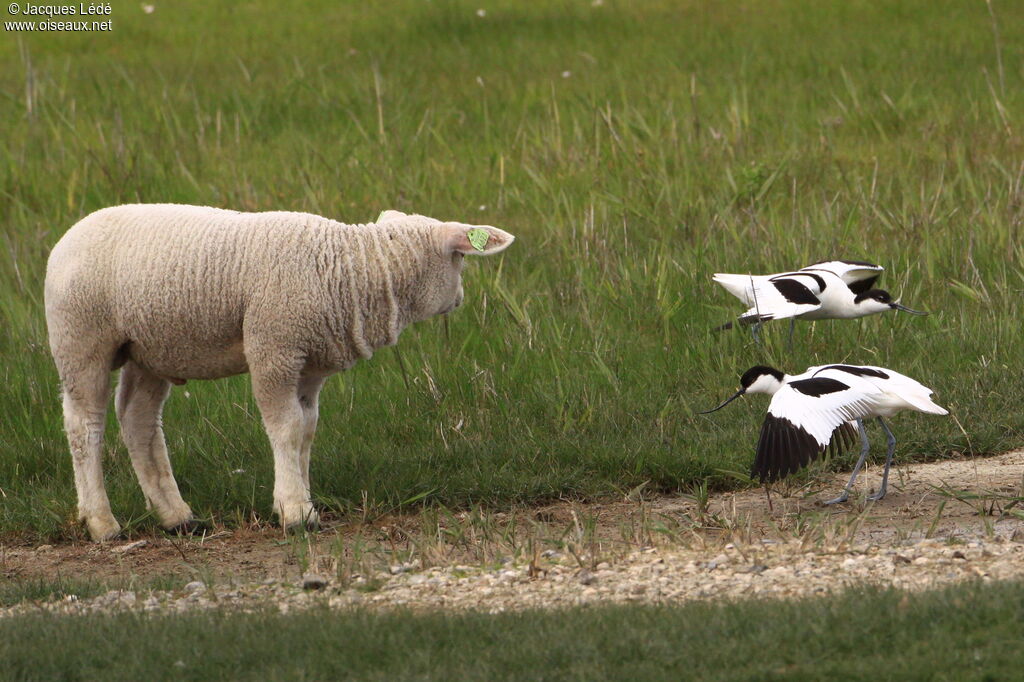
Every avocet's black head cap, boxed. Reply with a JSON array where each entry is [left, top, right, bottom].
[[700, 365, 784, 415], [739, 365, 784, 389], [854, 289, 892, 304], [855, 288, 928, 315]]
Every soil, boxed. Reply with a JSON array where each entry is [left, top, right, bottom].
[[3, 450, 1024, 614]]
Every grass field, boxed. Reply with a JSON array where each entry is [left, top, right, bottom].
[[3, 579, 1024, 680], [2, 0, 1024, 541]]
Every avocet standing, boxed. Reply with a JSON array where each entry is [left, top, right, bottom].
[[713, 260, 927, 340], [700, 363, 948, 504]]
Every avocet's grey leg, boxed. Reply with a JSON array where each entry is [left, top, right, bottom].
[[786, 318, 796, 349], [824, 419, 870, 505], [866, 417, 897, 502], [751, 321, 764, 345]]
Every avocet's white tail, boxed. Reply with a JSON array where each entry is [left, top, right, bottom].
[[712, 273, 760, 307], [910, 395, 949, 415], [877, 369, 949, 415]]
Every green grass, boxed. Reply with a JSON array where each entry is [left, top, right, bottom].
[[4, 580, 1024, 680], [3, 0, 1024, 540]]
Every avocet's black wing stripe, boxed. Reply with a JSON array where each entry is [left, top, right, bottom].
[[723, 273, 823, 322], [800, 261, 883, 291], [737, 313, 775, 325], [789, 377, 849, 397], [812, 364, 889, 380], [805, 259, 881, 269], [771, 272, 827, 291], [771, 278, 820, 306], [845, 275, 880, 295]]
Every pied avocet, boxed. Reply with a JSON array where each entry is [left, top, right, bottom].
[[701, 363, 948, 504], [713, 260, 926, 340]]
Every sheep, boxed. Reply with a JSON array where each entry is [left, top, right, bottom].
[[44, 204, 515, 541]]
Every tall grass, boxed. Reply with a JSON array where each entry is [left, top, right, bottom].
[[2, 0, 1023, 539]]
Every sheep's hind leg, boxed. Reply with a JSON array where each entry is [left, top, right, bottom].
[[115, 361, 195, 532], [252, 370, 319, 531], [59, 361, 120, 541]]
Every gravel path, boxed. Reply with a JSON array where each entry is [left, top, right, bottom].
[[5, 451, 1024, 617], [5, 533, 1024, 617]]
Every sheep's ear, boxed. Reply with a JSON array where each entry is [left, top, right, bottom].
[[376, 209, 409, 223], [443, 223, 515, 256]]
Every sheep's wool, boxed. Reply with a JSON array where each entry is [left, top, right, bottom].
[[47, 204, 452, 381]]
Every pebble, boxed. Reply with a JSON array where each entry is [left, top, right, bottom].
[[111, 540, 149, 555], [301, 574, 329, 591], [5, 531, 1024, 619]]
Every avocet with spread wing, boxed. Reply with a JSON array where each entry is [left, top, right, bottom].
[[701, 363, 948, 504]]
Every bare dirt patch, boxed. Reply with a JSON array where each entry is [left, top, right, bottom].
[[3, 451, 1024, 615]]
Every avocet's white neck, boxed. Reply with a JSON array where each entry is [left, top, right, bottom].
[[852, 298, 893, 316], [746, 373, 787, 396]]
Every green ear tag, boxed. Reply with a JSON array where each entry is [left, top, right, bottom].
[[467, 228, 489, 252]]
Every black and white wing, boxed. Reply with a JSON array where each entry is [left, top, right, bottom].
[[806, 363, 891, 380], [800, 260, 883, 295], [750, 374, 882, 483], [810, 364, 948, 415], [713, 272, 824, 323]]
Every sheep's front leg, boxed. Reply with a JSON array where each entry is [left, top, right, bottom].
[[115, 361, 194, 531], [252, 371, 319, 530], [297, 375, 327, 494]]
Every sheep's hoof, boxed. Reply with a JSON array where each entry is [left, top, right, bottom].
[[281, 512, 321, 534], [163, 518, 209, 537], [85, 515, 122, 543]]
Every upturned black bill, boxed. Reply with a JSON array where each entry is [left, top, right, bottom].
[[699, 389, 744, 414], [891, 303, 927, 315]]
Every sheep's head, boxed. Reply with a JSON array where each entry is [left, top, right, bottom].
[[375, 210, 515, 322], [419, 222, 515, 320]]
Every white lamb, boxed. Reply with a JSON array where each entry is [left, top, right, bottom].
[[44, 204, 515, 541]]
